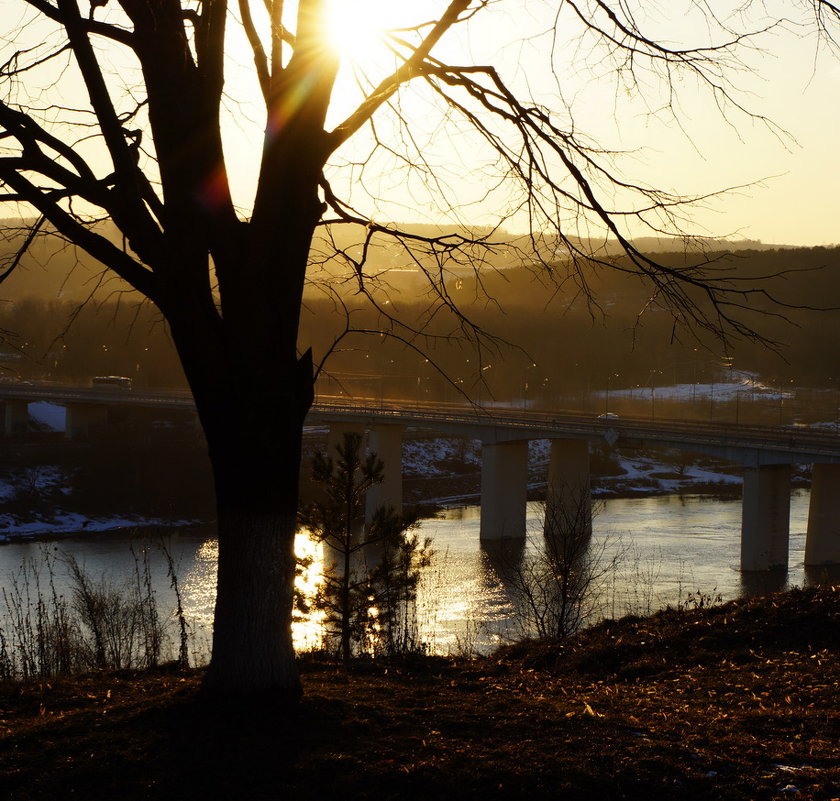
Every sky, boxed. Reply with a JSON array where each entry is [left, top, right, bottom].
[[211, 0, 840, 247], [1, 0, 839, 247]]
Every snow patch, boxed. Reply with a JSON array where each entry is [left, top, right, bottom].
[[601, 374, 794, 402], [402, 437, 480, 477], [29, 402, 66, 432], [0, 513, 201, 543]]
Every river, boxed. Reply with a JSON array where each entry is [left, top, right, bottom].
[[1, 491, 837, 661]]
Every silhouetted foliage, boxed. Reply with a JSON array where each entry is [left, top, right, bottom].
[[299, 433, 432, 663]]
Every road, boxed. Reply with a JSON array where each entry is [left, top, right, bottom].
[[2, 381, 839, 461]]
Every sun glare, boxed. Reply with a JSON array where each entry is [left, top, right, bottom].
[[324, 0, 394, 67]]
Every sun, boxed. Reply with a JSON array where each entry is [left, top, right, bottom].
[[323, 0, 394, 68]]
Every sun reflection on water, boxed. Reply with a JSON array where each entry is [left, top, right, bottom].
[[153, 494, 823, 662], [179, 532, 328, 656], [292, 532, 327, 652]]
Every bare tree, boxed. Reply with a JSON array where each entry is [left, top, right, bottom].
[[0, 1, 835, 699], [507, 495, 617, 641]]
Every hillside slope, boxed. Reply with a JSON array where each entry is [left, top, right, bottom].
[[2, 586, 837, 800]]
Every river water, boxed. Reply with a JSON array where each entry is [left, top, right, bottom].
[[1, 491, 836, 661]]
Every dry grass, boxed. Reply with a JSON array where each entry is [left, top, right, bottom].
[[2, 586, 838, 800]]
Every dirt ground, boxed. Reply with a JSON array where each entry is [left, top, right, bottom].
[[2, 586, 838, 801]]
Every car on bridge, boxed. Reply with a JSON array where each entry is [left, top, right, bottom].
[[91, 375, 133, 389]]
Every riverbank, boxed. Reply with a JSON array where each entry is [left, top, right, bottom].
[[1, 380, 826, 541], [0, 427, 757, 541], [2, 586, 838, 800]]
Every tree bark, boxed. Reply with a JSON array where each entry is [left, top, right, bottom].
[[164, 294, 313, 698], [204, 509, 301, 698], [198, 384, 309, 699]]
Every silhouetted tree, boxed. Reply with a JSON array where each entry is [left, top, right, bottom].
[[299, 433, 430, 663], [507, 497, 617, 641], [0, 1, 834, 699]]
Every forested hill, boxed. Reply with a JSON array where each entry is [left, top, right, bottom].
[[0, 217, 821, 303], [1, 217, 838, 395]]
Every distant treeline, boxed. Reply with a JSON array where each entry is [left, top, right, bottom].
[[0, 297, 187, 388], [1, 218, 838, 398], [304, 245, 840, 401]]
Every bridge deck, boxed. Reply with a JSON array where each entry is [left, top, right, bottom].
[[2, 383, 840, 464]]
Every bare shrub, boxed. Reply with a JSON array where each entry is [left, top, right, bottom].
[[159, 539, 190, 670], [0, 540, 193, 680], [507, 496, 621, 641]]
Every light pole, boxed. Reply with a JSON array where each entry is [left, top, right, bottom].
[[648, 368, 659, 420], [604, 372, 620, 415], [778, 383, 784, 426], [523, 362, 536, 409]]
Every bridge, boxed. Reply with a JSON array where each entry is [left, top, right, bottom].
[[2, 382, 839, 570]]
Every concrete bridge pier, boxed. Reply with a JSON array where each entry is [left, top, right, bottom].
[[805, 463, 840, 565], [65, 403, 109, 439], [741, 464, 791, 570], [545, 438, 591, 538], [326, 421, 366, 461], [366, 423, 404, 518], [480, 439, 529, 541], [327, 423, 388, 533], [3, 399, 29, 436]]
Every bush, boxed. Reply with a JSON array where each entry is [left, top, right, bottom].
[[298, 433, 434, 662], [506, 495, 620, 641], [0, 541, 191, 680]]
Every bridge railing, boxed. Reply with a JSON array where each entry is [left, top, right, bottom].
[[1, 382, 839, 455]]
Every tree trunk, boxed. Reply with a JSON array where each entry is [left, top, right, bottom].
[[185, 351, 311, 699], [204, 508, 301, 699], [157, 198, 317, 698]]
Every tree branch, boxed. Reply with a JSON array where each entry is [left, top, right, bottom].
[[325, 0, 473, 152], [239, 0, 271, 102], [22, 0, 135, 47], [0, 214, 45, 284], [0, 167, 158, 299]]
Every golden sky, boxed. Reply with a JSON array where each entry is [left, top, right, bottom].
[[224, 0, 840, 247], [2, 0, 839, 247]]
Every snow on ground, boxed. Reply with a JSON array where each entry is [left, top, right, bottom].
[[0, 462, 198, 541], [0, 465, 68, 504], [402, 437, 480, 476], [0, 514, 201, 543], [403, 437, 553, 478], [589, 453, 743, 498], [602, 371, 794, 402], [29, 402, 66, 432]]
